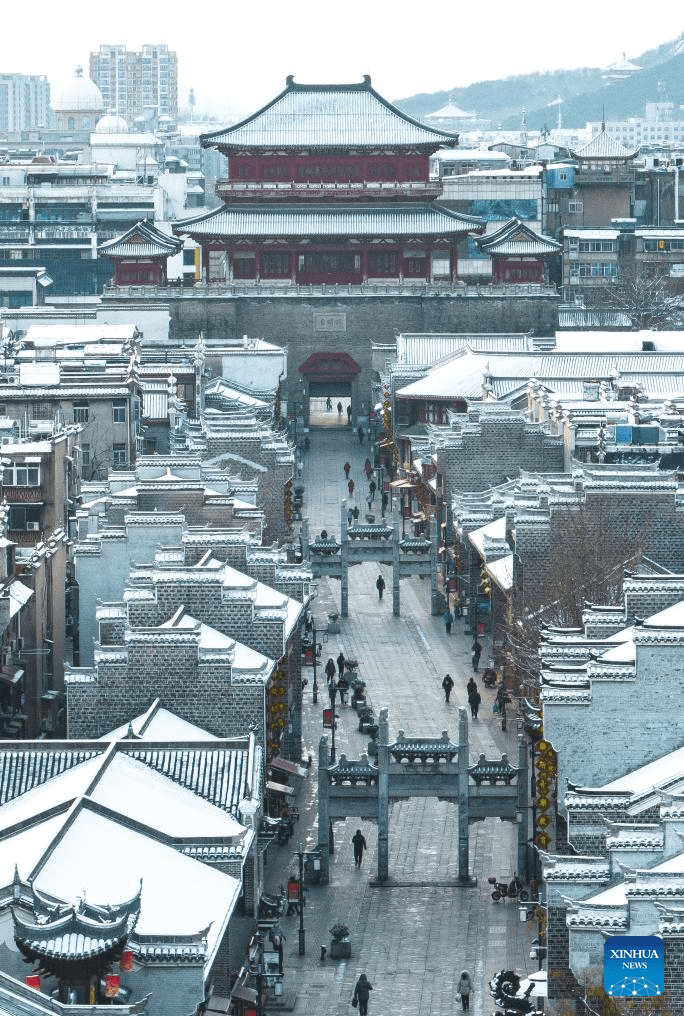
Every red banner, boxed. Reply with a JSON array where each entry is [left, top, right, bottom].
[[288, 880, 300, 902], [322, 708, 333, 728], [25, 976, 40, 990], [120, 951, 133, 971], [105, 975, 120, 998]]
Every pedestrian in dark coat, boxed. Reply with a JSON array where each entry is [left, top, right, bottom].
[[348, 478, 355, 496], [456, 971, 473, 1011], [375, 574, 385, 600], [352, 505, 360, 521], [353, 973, 373, 1016], [325, 657, 336, 684], [337, 401, 343, 414], [357, 425, 364, 444], [381, 491, 389, 517], [352, 828, 367, 867], [337, 674, 349, 704], [328, 680, 338, 705], [346, 405, 352, 424], [468, 685, 481, 719], [471, 638, 482, 672], [337, 651, 346, 678], [443, 608, 454, 634], [364, 459, 372, 479], [466, 677, 477, 698], [344, 461, 351, 479], [442, 673, 454, 703]]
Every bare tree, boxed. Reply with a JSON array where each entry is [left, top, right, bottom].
[[585, 263, 684, 331], [554, 965, 674, 1016], [503, 498, 649, 702]]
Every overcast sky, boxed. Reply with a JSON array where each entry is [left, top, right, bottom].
[[7, 0, 684, 120]]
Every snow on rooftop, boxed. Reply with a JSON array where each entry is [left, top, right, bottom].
[[89, 753, 244, 838], [0, 754, 104, 834], [581, 882, 628, 906], [103, 707, 219, 742], [597, 640, 635, 663], [643, 601, 684, 628], [0, 814, 68, 885], [603, 741, 684, 795], [35, 808, 241, 962]]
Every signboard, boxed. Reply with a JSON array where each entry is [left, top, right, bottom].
[[288, 880, 300, 902], [323, 708, 333, 728]]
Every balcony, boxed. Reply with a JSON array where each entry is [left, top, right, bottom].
[[214, 179, 443, 201]]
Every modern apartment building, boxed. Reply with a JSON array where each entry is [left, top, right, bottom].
[[0, 74, 51, 133], [89, 44, 178, 126]]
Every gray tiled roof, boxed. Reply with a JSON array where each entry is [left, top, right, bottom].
[[572, 129, 638, 159], [476, 218, 561, 256], [99, 220, 182, 258], [201, 76, 460, 150], [176, 202, 484, 239]]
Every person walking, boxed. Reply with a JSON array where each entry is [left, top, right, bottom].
[[381, 491, 389, 517], [348, 478, 355, 497], [443, 607, 454, 634], [352, 504, 360, 522], [326, 396, 332, 411], [375, 574, 386, 600], [357, 424, 364, 444], [456, 971, 473, 1011], [325, 657, 336, 685], [471, 637, 482, 672], [346, 404, 352, 424], [496, 684, 509, 732], [442, 673, 454, 703], [369, 479, 377, 501], [328, 680, 338, 705], [337, 401, 343, 415], [344, 461, 351, 479], [353, 973, 373, 1016], [337, 650, 346, 679], [337, 672, 349, 704], [468, 683, 481, 719], [352, 828, 367, 867], [364, 459, 372, 480]]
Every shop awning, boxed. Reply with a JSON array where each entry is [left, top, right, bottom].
[[271, 757, 307, 778], [389, 479, 414, 488], [266, 780, 294, 796]]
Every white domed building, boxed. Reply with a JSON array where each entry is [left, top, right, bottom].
[[51, 66, 104, 132]]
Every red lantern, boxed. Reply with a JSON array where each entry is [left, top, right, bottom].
[[25, 975, 40, 990], [105, 975, 119, 998], [120, 950, 134, 972]]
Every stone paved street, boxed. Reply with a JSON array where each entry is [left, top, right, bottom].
[[256, 425, 541, 1016]]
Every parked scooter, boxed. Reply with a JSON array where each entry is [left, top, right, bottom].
[[488, 874, 529, 902], [259, 885, 286, 919]]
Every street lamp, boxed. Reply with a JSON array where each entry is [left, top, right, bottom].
[[298, 842, 305, 955], [311, 620, 318, 704]]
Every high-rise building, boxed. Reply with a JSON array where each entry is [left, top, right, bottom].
[[0, 73, 51, 133], [89, 44, 178, 127]]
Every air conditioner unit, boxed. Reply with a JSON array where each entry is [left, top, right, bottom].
[[26, 522, 40, 531]]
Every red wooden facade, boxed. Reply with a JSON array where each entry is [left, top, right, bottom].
[[177, 77, 485, 285]]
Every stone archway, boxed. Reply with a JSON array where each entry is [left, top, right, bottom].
[[317, 707, 529, 885]]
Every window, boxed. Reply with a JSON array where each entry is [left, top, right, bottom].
[[578, 240, 615, 252], [73, 401, 89, 423], [81, 444, 90, 470], [112, 444, 127, 468], [261, 253, 291, 277], [568, 201, 583, 213], [7, 506, 40, 531], [367, 252, 397, 276], [4, 463, 40, 486], [432, 256, 451, 279], [112, 399, 126, 423]]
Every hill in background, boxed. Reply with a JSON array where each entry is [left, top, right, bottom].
[[394, 34, 684, 134]]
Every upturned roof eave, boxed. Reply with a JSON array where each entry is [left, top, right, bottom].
[[200, 75, 460, 151]]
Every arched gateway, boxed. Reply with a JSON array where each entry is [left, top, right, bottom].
[[317, 707, 530, 884]]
